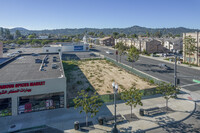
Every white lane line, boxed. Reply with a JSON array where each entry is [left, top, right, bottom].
[[181, 83, 200, 87]]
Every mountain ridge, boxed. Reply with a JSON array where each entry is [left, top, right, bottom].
[[2, 25, 199, 35]]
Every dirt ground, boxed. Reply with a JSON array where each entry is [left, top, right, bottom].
[[64, 59, 156, 98]]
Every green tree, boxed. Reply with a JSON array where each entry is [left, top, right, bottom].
[[5, 29, 13, 40], [128, 46, 140, 68], [184, 35, 197, 66], [0, 28, 4, 37], [121, 84, 143, 118], [154, 30, 162, 38], [16, 40, 24, 45], [28, 34, 36, 39], [146, 31, 150, 37], [156, 82, 180, 112], [116, 42, 126, 62], [113, 32, 119, 39], [15, 30, 22, 39], [31, 39, 41, 45], [73, 90, 102, 127], [131, 34, 138, 39]]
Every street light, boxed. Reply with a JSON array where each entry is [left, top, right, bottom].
[[112, 82, 118, 133]]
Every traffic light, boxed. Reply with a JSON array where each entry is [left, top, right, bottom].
[[177, 79, 180, 85]]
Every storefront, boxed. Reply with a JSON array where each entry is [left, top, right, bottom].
[[18, 92, 64, 114], [0, 98, 12, 116]]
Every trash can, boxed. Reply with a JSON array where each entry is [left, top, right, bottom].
[[139, 109, 145, 116], [98, 116, 104, 125], [74, 121, 79, 130]]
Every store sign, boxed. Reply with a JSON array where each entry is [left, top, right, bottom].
[[0, 81, 45, 89], [0, 81, 45, 95], [74, 46, 83, 51], [0, 88, 31, 95]]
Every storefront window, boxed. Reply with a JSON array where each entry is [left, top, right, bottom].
[[18, 92, 64, 114], [0, 98, 12, 117]]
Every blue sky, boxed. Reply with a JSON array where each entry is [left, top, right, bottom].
[[0, 0, 200, 30]]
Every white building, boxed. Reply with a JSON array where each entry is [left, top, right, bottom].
[[38, 35, 49, 39], [163, 38, 182, 52], [43, 42, 89, 54], [0, 53, 66, 116]]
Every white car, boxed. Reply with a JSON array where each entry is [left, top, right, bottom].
[[106, 51, 113, 54], [7, 53, 15, 57]]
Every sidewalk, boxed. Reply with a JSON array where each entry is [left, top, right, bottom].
[[0, 93, 195, 133]]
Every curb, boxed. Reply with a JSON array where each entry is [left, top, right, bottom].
[[140, 54, 200, 71]]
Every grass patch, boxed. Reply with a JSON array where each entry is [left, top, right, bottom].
[[77, 81, 83, 85]]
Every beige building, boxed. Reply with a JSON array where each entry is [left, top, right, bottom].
[[115, 38, 168, 54], [99, 36, 115, 46], [183, 32, 200, 66]]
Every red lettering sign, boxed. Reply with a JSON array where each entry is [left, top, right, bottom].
[[0, 81, 45, 90]]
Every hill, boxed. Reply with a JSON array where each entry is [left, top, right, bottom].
[[4, 25, 200, 36]]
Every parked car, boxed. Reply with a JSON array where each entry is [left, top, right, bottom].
[[52, 63, 57, 69], [7, 53, 15, 57], [18, 51, 22, 53], [106, 51, 113, 54]]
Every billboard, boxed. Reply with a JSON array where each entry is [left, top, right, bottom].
[[0, 42, 2, 57], [74, 45, 83, 51]]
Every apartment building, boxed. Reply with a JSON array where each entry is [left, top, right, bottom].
[[183, 32, 200, 66], [99, 36, 115, 46], [163, 38, 183, 53], [115, 38, 168, 54]]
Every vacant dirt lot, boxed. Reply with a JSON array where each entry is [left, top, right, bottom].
[[63, 59, 156, 98]]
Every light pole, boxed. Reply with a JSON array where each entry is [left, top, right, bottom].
[[174, 54, 177, 87], [112, 82, 118, 133]]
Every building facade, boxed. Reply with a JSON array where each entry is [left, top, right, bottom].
[[99, 36, 115, 46], [0, 42, 2, 57], [183, 32, 200, 66], [163, 38, 183, 53], [115, 38, 168, 54], [43, 42, 89, 54], [0, 53, 66, 116]]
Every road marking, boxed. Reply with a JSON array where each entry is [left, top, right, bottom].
[[181, 83, 200, 87], [188, 96, 193, 100]]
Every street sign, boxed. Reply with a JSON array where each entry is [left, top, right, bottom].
[[193, 79, 200, 83]]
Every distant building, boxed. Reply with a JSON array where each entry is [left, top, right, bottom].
[[38, 35, 49, 39], [43, 42, 89, 54], [163, 38, 182, 53], [99, 36, 115, 46], [115, 38, 168, 54], [183, 32, 200, 66], [0, 42, 2, 57]]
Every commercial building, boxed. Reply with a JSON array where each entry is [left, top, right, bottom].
[[183, 32, 200, 66], [99, 36, 115, 46], [43, 42, 89, 54], [0, 53, 66, 116]]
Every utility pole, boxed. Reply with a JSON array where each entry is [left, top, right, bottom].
[[174, 54, 178, 98], [116, 50, 118, 62], [174, 55, 177, 87]]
